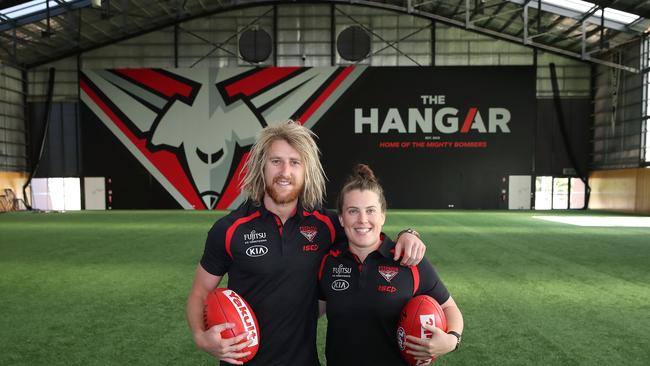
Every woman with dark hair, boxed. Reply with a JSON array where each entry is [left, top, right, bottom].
[[318, 164, 464, 366]]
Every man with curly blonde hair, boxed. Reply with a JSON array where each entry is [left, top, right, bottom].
[[187, 121, 426, 365]]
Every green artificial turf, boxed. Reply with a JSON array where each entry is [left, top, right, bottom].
[[1, 210, 649, 365]]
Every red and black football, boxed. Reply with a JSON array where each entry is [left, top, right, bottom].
[[396, 295, 447, 366], [204, 288, 260, 363]]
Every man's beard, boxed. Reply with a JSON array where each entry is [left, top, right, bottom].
[[265, 176, 302, 205]]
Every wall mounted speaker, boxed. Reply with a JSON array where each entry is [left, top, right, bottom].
[[337, 26, 371, 62], [239, 29, 272, 63]]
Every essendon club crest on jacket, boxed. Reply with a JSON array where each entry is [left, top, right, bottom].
[[299, 226, 318, 242], [80, 67, 362, 210], [378, 265, 399, 282]]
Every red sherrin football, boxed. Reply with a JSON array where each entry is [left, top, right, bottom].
[[396, 295, 447, 366], [204, 288, 260, 363]]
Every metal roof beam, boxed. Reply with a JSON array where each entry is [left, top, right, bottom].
[[630, 0, 650, 14], [431, 0, 444, 14], [0, 32, 51, 56], [475, 0, 510, 14], [29, 18, 79, 45], [0, 0, 91, 32], [472, 5, 521, 25], [565, 23, 606, 49], [17, 0, 640, 74], [544, 4, 601, 45], [477, 1, 510, 28], [497, 3, 524, 33], [506, 0, 638, 32], [530, 14, 565, 38], [131, 0, 155, 18], [449, 0, 464, 18], [154, 0, 174, 17], [11, 23, 45, 40], [472, 21, 637, 72]]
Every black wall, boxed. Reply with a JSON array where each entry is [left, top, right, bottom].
[[535, 98, 591, 177], [313, 66, 536, 209], [70, 66, 591, 209], [80, 102, 181, 209], [30, 102, 81, 178]]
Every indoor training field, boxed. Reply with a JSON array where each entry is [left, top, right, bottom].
[[1, 210, 648, 366]]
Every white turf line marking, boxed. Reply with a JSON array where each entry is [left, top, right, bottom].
[[533, 216, 650, 228]]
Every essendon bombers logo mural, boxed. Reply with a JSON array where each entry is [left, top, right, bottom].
[[80, 66, 532, 210], [80, 67, 362, 209]]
